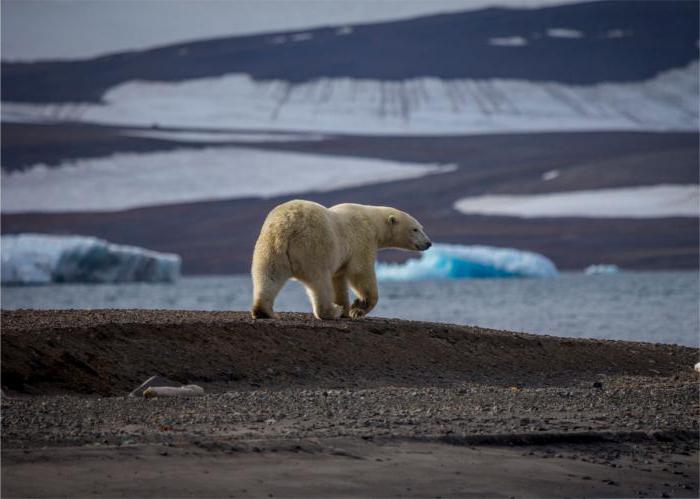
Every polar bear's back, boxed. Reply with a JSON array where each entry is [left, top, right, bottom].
[[261, 200, 333, 244], [254, 200, 340, 279]]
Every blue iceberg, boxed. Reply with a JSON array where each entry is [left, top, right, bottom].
[[376, 243, 558, 281], [1, 234, 181, 284]]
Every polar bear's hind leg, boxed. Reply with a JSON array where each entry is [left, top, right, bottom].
[[251, 248, 290, 319], [304, 275, 343, 320], [332, 273, 351, 318], [251, 274, 287, 319]]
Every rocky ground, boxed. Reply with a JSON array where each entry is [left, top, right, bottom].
[[2, 309, 698, 497]]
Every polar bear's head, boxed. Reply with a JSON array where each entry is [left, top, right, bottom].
[[386, 210, 432, 251]]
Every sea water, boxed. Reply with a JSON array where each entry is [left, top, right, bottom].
[[2, 272, 698, 347]]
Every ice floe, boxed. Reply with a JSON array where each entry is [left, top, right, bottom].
[[584, 264, 620, 275], [376, 243, 558, 280], [1, 234, 181, 284]]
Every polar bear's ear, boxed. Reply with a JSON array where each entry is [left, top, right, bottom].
[[388, 215, 398, 225]]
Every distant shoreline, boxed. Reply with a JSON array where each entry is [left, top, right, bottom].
[[3, 127, 697, 273]]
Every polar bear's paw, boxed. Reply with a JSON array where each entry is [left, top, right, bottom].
[[316, 303, 344, 320], [349, 308, 367, 319], [251, 306, 279, 320], [330, 304, 344, 320], [349, 299, 369, 319]]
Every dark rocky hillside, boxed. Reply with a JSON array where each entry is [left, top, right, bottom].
[[2, 0, 698, 103]]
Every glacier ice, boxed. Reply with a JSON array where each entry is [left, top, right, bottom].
[[376, 243, 558, 281], [1, 234, 181, 284]]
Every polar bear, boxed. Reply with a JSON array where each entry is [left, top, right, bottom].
[[251, 200, 431, 320]]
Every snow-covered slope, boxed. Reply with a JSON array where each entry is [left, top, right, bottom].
[[4, 61, 697, 134], [376, 243, 558, 280], [1, 147, 454, 213], [454, 185, 700, 218], [1, 234, 181, 284]]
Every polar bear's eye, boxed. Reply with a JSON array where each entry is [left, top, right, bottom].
[[412, 228, 418, 232]]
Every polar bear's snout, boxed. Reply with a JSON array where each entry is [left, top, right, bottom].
[[413, 228, 432, 251], [416, 240, 432, 251]]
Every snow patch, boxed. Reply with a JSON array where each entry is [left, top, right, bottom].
[[336, 26, 354, 35], [1, 234, 180, 284], [542, 169, 560, 181], [489, 36, 528, 46], [604, 29, 631, 39], [290, 32, 313, 42], [454, 185, 700, 218], [1, 147, 455, 213], [120, 130, 326, 143], [4, 62, 696, 135], [546, 28, 584, 38], [376, 243, 558, 280]]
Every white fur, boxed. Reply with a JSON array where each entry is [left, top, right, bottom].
[[251, 200, 430, 320]]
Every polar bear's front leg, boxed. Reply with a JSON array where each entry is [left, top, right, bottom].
[[333, 273, 351, 318], [348, 270, 378, 319]]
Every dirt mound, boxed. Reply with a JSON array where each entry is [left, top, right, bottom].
[[2, 309, 696, 395]]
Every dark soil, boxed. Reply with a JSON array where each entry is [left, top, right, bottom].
[[2, 309, 696, 396]]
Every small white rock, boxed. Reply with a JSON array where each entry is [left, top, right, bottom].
[[129, 375, 181, 397], [694, 362, 700, 372], [143, 385, 205, 398]]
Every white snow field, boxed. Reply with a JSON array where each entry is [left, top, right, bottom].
[[1, 234, 181, 284], [1, 147, 455, 213], [376, 243, 558, 280], [4, 62, 696, 134], [453, 184, 700, 218]]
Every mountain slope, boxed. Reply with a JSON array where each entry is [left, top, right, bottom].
[[2, 0, 698, 104]]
